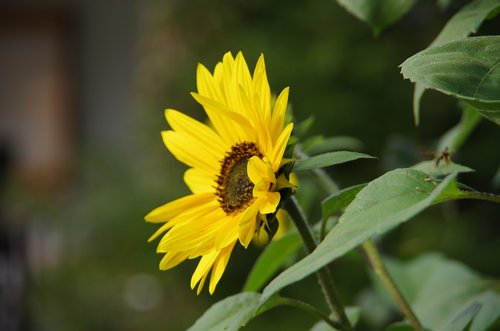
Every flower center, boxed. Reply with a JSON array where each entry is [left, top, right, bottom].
[[216, 142, 263, 214]]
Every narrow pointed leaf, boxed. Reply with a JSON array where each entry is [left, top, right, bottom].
[[293, 151, 375, 172]]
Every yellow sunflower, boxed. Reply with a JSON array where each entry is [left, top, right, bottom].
[[145, 51, 294, 294]]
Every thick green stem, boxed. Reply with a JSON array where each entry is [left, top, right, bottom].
[[362, 240, 423, 331], [284, 196, 353, 331]]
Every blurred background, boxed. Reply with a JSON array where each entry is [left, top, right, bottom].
[[0, 0, 498, 330]]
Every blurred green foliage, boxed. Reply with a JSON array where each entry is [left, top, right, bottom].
[[27, 0, 499, 330]]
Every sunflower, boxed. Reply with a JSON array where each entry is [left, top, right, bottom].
[[145, 51, 294, 294]]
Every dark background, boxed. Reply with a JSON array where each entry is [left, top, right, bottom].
[[0, 0, 498, 330]]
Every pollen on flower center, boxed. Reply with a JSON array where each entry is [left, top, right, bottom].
[[216, 142, 263, 214]]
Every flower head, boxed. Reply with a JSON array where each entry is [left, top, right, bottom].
[[145, 51, 293, 294]]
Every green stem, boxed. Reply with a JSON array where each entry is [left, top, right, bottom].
[[284, 196, 353, 331], [362, 240, 423, 331], [453, 191, 500, 204], [278, 297, 346, 330]]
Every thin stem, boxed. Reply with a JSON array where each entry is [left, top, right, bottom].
[[278, 297, 346, 330], [284, 196, 353, 331], [362, 240, 423, 331], [447, 191, 500, 204]]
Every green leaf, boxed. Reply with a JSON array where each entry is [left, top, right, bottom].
[[385, 321, 414, 331], [310, 306, 361, 331], [374, 254, 500, 331], [187, 292, 262, 331], [305, 136, 364, 155], [401, 36, 500, 126], [293, 151, 375, 172], [261, 169, 456, 302], [411, 0, 500, 124], [437, 105, 482, 152], [321, 183, 367, 219], [295, 115, 315, 139], [465, 100, 500, 125], [412, 160, 474, 177], [243, 232, 302, 292], [336, 0, 417, 35], [440, 302, 482, 331]]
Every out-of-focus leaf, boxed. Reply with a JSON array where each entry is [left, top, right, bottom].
[[437, 105, 482, 152], [336, 0, 417, 35], [402, 36, 500, 126], [385, 321, 414, 331], [373, 254, 500, 331], [295, 115, 315, 139], [321, 183, 366, 219], [306, 136, 364, 155], [243, 232, 302, 292], [411, 0, 500, 124], [293, 151, 375, 172], [412, 160, 474, 177], [310, 306, 361, 331], [187, 292, 261, 331], [440, 302, 482, 331], [261, 170, 456, 302]]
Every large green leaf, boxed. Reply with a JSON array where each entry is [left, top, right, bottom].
[[336, 0, 417, 35], [440, 302, 482, 331], [411, 0, 500, 124], [376, 254, 500, 331], [402, 36, 500, 125], [187, 292, 262, 331], [243, 232, 302, 292], [261, 169, 456, 302], [293, 151, 374, 172]]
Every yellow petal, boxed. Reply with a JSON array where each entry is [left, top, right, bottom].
[[184, 168, 215, 194], [270, 123, 293, 172], [238, 202, 259, 248], [195, 272, 209, 295], [165, 109, 228, 158], [159, 252, 189, 270], [145, 193, 214, 223], [209, 243, 235, 294], [270, 87, 289, 142], [256, 192, 280, 215], [252, 54, 271, 123], [191, 92, 256, 144], [196, 64, 225, 104], [214, 215, 239, 250], [162, 130, 219, 174], [247, 156, 268, 186], [157, 208, 227, 254], [191, 250, 218, 290]]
